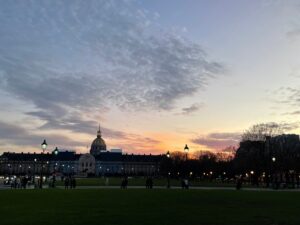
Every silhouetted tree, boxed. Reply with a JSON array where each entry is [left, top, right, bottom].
[[241, 122, 284, 142]]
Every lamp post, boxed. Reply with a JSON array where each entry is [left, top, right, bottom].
[[184, 144, 189, 183], [184, 144, 189, 161], [166, 151, 170, 188], [40, 139, 47, 189], [33, 158, 37, 186], [272, 156, 276, 188]]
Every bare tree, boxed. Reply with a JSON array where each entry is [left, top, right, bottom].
[[170, 151, 186, 162], [241, 122, 284, 142]]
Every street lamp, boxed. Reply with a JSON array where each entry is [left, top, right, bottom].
[[166, 151, 171, 188], [271, 156, 276, 188], [184, 144, 189, 161], [41, 140, 47, 151], [54, 147, 59, 155], [40, 139, 47, 188], [184, 144, 189, 184]]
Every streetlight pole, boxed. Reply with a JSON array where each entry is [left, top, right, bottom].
[[272, 156, 276, 188], [184, 144, 189, 187], [166, 151, 170, 188], [40, 139, 47, 189], [184, 144, 189, 161]]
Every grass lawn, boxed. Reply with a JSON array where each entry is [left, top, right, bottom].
[[54, 177, 238, 187], [0, 189, 299, 225]]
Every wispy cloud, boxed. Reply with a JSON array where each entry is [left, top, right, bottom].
[[0, 0, 224, 115], [0, 121, 83, 150], [191, 132, 240, 150], [181, 103, 205, 115], [0, 0, 224, 152]]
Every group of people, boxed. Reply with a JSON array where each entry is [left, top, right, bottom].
[[10, 176, 30, 189], [64, 176, 77, 189], [120, 176, 154, 189]]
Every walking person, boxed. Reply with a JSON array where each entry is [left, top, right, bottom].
[[64, 177, 69, 189], [149, 177, 153, 189], [71, 177, 76, 189], [236, 177, 242, 190], [146, 177, 150, 189]]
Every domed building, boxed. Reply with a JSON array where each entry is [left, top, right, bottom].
[[0, 124, 163, 177], [90, 125, 107, 156]]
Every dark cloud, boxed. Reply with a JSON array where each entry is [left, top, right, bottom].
[[191, 132, 240, 150], [0, 121, 83, 150], [0, 120, 160, 153], [181, 103, 204, 115], [280, 122, 300, 131], [207, 132, 241, 140]]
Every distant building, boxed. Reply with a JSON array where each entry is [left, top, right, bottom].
[[0, 126, 162, 176]]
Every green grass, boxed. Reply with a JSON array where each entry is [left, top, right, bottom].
[[54, 177, 238, 187], [0, 189, 299, 225]]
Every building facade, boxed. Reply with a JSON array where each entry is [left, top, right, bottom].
[[0, 127, 162, 176]]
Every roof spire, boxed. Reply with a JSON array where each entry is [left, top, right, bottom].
[[97, 124, 101, 137]]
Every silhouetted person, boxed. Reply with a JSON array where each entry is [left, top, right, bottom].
[[236, 177, 242, 190], [21, 177, 27, 189], [71, 177, 76, 189], [184, 179, 189, 189], [146, 177, 153, 189], [121, 177, 128, 189], [64, 177, 69, 189], [51, 175, 56, 188], [149, 177, 153, 189]]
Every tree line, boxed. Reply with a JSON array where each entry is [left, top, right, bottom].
[[160, 123, 300, 185]]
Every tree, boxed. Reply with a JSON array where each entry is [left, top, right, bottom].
[[241, 122, 284, 142]]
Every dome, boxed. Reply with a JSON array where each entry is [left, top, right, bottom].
[[90, 126, 107, 156]]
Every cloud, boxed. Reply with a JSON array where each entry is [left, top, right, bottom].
[[280, 122, 300, 131], [283, 110, 300, 115], [0, 119, 161, 154], [0, 0, 224, 152], [0, 0, 224, 116], [191, 132, 240, 150], [181, 103, 204, 115], [0, 121, 83, 150], [270, 87, 300, 117]]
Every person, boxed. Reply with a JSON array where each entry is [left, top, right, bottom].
[[105, 177, 109, 186], [71, 177, 76, 189], [64, 176, 69, 189], [236, 177, 242, 190], [146, 177, 150, 189], [51, 175, 56, 188], [149, 177, 153, 189], [184, 179, 189, 189], [16, 177, 21, 189], [21, 176, 27, 189], [181, 179, 185, 189], [121, 177, 128, 189], [69, 176, 73, 189]]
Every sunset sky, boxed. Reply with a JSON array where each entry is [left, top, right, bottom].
[[0, 0, 300, 155]]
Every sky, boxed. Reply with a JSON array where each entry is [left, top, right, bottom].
[[0, 0, 300, 155]]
